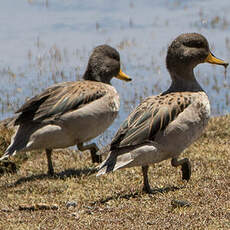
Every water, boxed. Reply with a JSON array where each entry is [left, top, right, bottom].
[[1, 0, 230, 145]]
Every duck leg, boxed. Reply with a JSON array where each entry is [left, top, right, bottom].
[[77, 143, 102, 163], [171, 157, 191, 181], [46, 149, 54, 175], [142, 165, 152, 193]]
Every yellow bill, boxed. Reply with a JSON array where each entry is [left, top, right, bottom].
[[115, 69, 132, 81], [205, 52, 229, 67]]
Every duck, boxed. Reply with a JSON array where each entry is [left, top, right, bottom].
[[97, 33, 228, 193], [0, 45, 131, 175]]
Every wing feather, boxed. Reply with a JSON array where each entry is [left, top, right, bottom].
[[15, 81, 107, 125], [111, 93, 192, 149]]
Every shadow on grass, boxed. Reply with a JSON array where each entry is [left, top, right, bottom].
[[1, 167, 97, 189], [90, 185, 183, 206]]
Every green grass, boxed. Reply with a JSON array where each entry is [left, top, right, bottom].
[[0, 115, 230, 229]]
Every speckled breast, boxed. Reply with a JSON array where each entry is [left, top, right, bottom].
[[156, 92, 211, 157]]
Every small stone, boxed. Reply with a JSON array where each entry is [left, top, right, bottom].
[[66, 201, 77, 209], [171, 199, 191, 208]]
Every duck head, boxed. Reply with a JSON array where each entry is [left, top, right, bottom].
[[166, 33, 228, 80], [83, 45, 131, 84]]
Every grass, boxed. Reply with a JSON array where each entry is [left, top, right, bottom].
[[0, 115, 229, 229]]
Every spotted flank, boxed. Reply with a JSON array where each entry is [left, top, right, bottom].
[[111, 92, 193, 149]]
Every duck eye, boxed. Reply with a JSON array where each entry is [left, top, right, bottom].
[[183, 40, 204, 48], [111, 53, 120, 61]]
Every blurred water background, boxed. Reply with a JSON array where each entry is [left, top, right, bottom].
[[1, 0, 230, 146]]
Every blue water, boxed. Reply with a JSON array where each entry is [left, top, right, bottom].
[[1, 0, 230, 144]]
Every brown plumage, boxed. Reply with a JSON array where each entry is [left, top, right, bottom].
[[1, 45, 131, 175], [110, 92, 192, 149], [14, 81, 108, 124], [97, 33, 228, 193]]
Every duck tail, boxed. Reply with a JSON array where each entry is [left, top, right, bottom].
[[0, 123, 34, 161], [0, 144, 16, 161], [0, 132, 22, 161], [97, 147, 134, 176], [96, 151, 117, 176]]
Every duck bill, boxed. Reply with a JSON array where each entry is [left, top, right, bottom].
[[205, 52, 229, 67], [115, 69, 132, 82]]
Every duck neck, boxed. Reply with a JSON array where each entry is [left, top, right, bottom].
[[83, 66, 111, 84], [166, 69, 203, 93], [83, 67, 96, 81]]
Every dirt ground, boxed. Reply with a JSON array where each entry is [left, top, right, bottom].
[[0, 115, 229, 229]]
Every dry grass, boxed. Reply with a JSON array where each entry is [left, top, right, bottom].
[[0, 116, 229, 229]]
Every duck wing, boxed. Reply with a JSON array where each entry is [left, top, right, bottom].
[[110, 93, 192, 149], [15, 81, 107, 125]]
